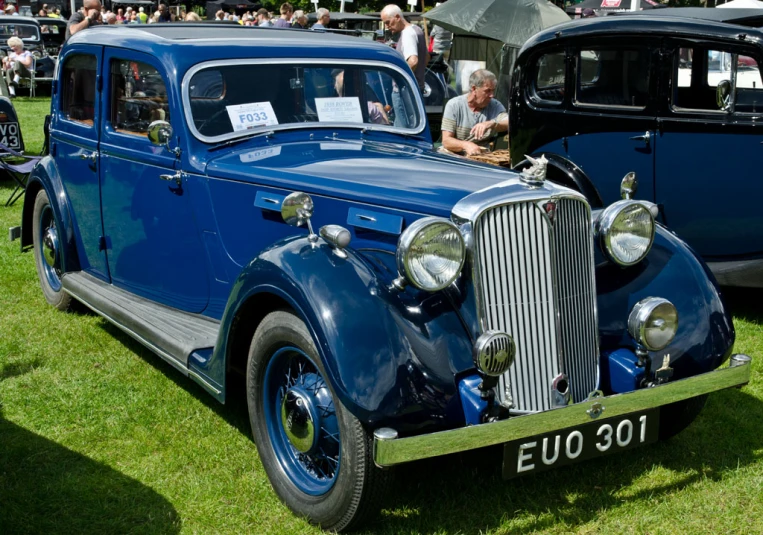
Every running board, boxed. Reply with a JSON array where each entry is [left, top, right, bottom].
[[61, 272, 220, 377]]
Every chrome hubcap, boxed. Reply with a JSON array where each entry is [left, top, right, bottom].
[[280, 387, 319, 454], [42, 227, 58, 269]]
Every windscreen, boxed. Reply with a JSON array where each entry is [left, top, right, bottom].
[[186, 62, 423, 140]]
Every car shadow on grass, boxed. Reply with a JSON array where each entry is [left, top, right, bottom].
[[364, 385, 763, 534], [0, 414, 181, 535]]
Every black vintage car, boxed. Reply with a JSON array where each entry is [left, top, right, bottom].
[[509, 11, 763, 288], [36, 16, 66, 56], [0, 15, 56, 79]]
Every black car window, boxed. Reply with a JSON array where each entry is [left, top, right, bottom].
[[575, 48, 650, 109], [109, 59, 170, 136], [60, 54, 97, 125], [533, 51, 565, 104], [672, 47, 763, 114]]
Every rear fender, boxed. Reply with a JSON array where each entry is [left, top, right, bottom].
[[21, 156, 80, 273]]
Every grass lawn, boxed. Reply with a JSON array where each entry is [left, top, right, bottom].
[[1, 97, 762, 535]]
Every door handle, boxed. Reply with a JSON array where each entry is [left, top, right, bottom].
[[159, 171, 183, 187], [629, 131, 651, 146], [79, 151, 97, 163]]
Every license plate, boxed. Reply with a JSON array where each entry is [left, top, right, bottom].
[[0, 122, 21, 150], [502, 409, 660, 479]]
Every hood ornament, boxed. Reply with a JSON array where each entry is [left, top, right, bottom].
[[520, 154, 547, 188]]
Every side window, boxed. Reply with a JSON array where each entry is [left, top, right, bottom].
[[60, 54, 97, 125], [110, 59, 170, 136], [533, 51, 565, 103], [673, 47, 763, 113], [575, 48, 650, 108]]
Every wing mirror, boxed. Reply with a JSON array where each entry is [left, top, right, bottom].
[[282, 192, 318, 243], [620, 172, 637, 200], [148, 120, 181, 156], [716, 79, 732, 111]]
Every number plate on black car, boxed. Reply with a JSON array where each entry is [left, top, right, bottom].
[[502, 409, 660, 479], [0, 122, 21, 150]]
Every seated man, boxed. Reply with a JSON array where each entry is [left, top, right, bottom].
[[1, 37, 33, 98], [441, 69, 508, 156]]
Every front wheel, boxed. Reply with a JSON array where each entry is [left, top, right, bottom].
[[246, 310, 392, 531], [32, 189, 72, 311]]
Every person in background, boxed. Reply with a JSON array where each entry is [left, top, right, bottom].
[[273, 2, 292, 28], [138, 6, 147, 23], [214, 10, 225, 20], [441, 69, 508, 156], [105, 12, 117, 24], [2, 36, 33, 98], [6, 5, 17, 16], [256, 8, 272, 26], [312, 7, 329, 29], [291, 10, 307, 29], [66, 0, 102, 41], [185, 11, 201, 21], [116, 8, 124, 22], [158, 3, 173, 22], [381, 4, 427, 92]]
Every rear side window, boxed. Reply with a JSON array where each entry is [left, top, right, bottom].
[[673, 46, 763, 114], [533, 51, 565, 103], [576, 48, 650, 108], [60, 54, 97, 125]]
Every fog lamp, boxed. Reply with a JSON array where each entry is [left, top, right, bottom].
[[628, 297, 678, 351]]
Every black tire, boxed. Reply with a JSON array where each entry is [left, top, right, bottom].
[[32, 189, 72, 311], [246, 310, 392, 531], [658, 395, 708, 441]]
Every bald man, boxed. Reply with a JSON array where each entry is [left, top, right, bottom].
[[66, 0, 103, 41]]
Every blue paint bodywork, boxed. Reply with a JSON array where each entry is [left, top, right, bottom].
[[23, 24, 736, 434]]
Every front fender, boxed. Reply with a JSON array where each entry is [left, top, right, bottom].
[[214, 236, 474, 430], [596, 224, 735, 378], [514, 153, 604, 208], [21, 155, 80, 273]]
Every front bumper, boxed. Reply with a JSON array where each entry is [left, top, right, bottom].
[[373, 354, 752, 467]]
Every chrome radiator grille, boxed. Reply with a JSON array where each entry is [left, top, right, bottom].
[[473, 197, 598, 412]]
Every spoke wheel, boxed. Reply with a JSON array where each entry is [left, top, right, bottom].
[[247, 310, 392, 531], [32, 189, 72, 311]]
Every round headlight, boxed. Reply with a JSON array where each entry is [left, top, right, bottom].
[[628, 297, 678, 351], [597, 200, 655, 266], [396, 217, 465, 292]]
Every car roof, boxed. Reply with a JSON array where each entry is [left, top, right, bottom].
[[0, 15, 40, 25], [615, 7, 763, 27], [523, 15, 763, 53], [65, 23, 409, 80]]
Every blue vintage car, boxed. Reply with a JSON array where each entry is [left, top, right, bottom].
[[509, 12, 763, 288], [19, 24, 751, 530]]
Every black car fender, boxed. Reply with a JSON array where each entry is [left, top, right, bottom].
[[513, 152, 604, 208]]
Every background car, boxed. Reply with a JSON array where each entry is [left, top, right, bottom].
[[19, 23, 751, 531], [510, 13, 763, 288], [0, 16, 56, 82]]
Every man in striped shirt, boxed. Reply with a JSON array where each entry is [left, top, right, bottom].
[[441, 69, 508, 156]]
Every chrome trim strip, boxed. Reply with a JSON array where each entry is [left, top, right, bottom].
[[181, 58, 427, 144], [373, 360, 751, 467]]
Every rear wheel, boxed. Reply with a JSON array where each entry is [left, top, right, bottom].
[[246, 310, 392, 531], [32, 189, 72, 311]]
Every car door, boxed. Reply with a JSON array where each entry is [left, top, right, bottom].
[[98, 50, 210, 313], [50, 46, 109, 281], [656, 40, 763, 258], [564, 44, 659, 207]]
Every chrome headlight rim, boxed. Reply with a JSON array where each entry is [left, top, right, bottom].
[[597, 200, 655, 267], [627, 297, 679, 351], [396, 216, 465, 292]]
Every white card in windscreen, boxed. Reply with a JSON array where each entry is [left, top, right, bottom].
[[226, 102, 279, 132], [315, 97, 363, 123]]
